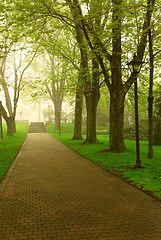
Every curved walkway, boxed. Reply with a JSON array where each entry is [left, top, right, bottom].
[[0, 133, 161, 240]]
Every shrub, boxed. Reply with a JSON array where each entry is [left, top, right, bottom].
[[124, 119, 148, 141]]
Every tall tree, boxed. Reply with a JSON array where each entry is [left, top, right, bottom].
[[42, 24, 83, 139], [147, 0, 161, 157], [72, 70, 84, 140], [45, 55, 66, 130], [66, 0, 156, 152], [0, 44, 37, 134], [0, 7, 38, 134], [70, 1, 101, 144]]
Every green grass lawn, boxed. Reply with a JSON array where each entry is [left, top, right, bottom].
[[0, 122, 28, 181], [46, 122, 161, 200], [46, 122, 75, 134], [46, 122, 108, 134]]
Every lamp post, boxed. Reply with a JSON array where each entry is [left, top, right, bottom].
[[127, 53, 145, 169]]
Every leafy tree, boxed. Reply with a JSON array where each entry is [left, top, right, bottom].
[[0, 42, 37, 134], [40, 24, 82, 134], [72, 71, 84, 140], [0, 10, 37, 134], [69, 1, 101, 144], [65, 0, 156, 152], [147, 0, 161, 157], [45, 55, 66, 129]]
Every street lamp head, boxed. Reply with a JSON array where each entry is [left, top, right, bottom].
[[127, 53, 144, 74]]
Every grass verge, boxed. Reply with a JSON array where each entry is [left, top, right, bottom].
[[51, 132, 161, 201], [0, 122, 28, 181], [46, 122, 108, 135]]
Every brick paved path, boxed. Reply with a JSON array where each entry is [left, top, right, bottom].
[[0, 133, 161, 240]]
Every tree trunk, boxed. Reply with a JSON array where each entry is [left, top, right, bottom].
[[12, 111, 16, 133], [83, 58, 100, 144], [148, 96, 153, 157], [0, 101, 14, 136], [54, 97, 63, 130], [74, 13, 100, 144], [12, 117, 16, 133], [147, 1, 154, 158], [45, 56, 65, 131], [109, 90, 125, 152], [108, 0, 125, 152], [1, 80, 13, 116], [1, 71, 17, 133], [84, 95, 98, 144], [72, 78, 83, 140], [54, 104, 61, 130], [7, 116, 15, 136]]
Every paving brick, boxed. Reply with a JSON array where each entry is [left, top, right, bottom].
[[0, 132, 161, 239]]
